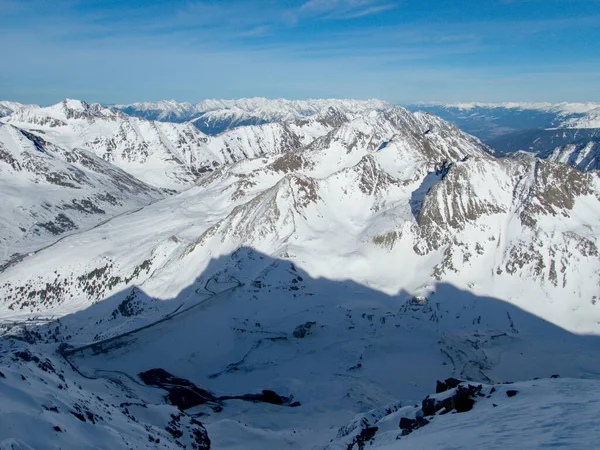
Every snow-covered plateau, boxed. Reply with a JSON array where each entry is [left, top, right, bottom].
[[1, 99, 600, 449]]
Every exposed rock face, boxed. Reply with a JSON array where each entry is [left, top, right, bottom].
[[539, 140, 600, 172]]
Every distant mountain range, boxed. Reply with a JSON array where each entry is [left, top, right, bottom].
[[113, 99, 600, 158], [409, 102, 600, 154], [114, 97, 391, 134]]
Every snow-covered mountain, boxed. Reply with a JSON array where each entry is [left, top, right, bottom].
[[0, 101, 35, 118], [561, 107, 600, 129], [1, 100, 364, 190], [0, 122, 166, 269], [2, 104, 600, 449], [115, 97, 391, 134], [538, 140, 600, 172], [1, 100, 213, 189]]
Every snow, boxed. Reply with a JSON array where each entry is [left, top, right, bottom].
[[331, 378, 600, 450], [560, 107, 600, 129], [1, 99, 600, 449], [1, 99, 361, 190], [114, 97, 391, 130], [0, 122, 165, 264], [415, 101, 600, 115], [0, 101, 36, 118], [541, 141, 600, 172]]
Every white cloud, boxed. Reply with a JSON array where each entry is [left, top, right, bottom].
[[300, 0, 395, 19]]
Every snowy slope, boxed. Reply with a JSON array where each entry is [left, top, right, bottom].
[[0, 342, 211, 449], [0, 122, 166, 267], [2, 105, 600, 449], [328, 377, 600, 450]]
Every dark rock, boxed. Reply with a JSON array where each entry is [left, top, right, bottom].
[[0, 370, 4, 378], [423, 384, 481, 417], [139, 368, 218, 410], [421, 397, 437, 416], [506, 390, 519, 398], [53, 426, 62, 432], [140, 368, 298, 412], [293, 321, 316, 338], [166, 387, 216, 410], [85, 410, 97, 424], [253, 389, 288, 405], [165, 424, 183, 439], [398, 416, 430, 437], [14, 350, 35, 362], [71, 411, 86, 422], [436, 377, 463, 393], [222, 389, 296, 406], [551, 374, 560, 379], [399, 417, 416, 430], [452, 386, 477, 412], [190, 418, 211, 449], [347, 426, 378, 450]]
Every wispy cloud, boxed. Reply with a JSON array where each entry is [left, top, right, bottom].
[[239, 26, 271, 37], [341, 4, 396, 18], [299, 0, 396, 19]]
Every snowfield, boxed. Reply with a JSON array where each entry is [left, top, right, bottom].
[[1, 99, 600, 449]]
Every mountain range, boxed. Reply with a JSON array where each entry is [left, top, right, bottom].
[[1, 98, 600, 449], [410, 102, 600, 155], [114, 98, 391, 134]]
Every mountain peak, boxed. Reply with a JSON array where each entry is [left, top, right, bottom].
[[62, 98, 88, 111]]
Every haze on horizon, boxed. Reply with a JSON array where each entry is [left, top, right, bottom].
[[1, 0, 599, 105]]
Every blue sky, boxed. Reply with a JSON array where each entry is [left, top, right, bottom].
[[1, 0, 599, 104]]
